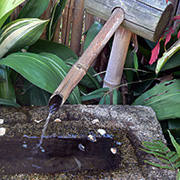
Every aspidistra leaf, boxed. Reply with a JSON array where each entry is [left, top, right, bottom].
[[18, 0, 50, 18], [46, 0, 67, 40], [0, 18, 49, 58], [0, 52, 81, 104], [0, 0, 25, 28]]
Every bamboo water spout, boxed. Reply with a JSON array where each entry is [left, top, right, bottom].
[[48, 0, 173, 112], [48, 8, 125, 112]]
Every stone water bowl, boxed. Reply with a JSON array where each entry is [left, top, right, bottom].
[[0, 105, 176, 179]]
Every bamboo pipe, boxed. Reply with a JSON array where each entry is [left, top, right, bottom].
[[48, 8, 125, 113], [103, 26, 132, 89]]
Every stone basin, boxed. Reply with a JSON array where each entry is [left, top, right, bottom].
[[0, 105, 176, 179]]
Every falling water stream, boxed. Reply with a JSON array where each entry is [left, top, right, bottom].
[[36, 112, 52, 148]]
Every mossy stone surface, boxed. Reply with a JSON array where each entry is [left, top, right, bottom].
[[0, 105, 176, 179]]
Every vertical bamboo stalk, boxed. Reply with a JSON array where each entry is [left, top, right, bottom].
[[103, 26, 132, 89], [65, 0, 74, 46], [53, 17, 61, 43], [61, 0, 70, 44], [80, 12, 95, 55], [70, 0, 84, 56], [49, 8, 125, 110]]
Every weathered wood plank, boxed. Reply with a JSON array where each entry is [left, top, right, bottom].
[[85, 0, 174, 41]]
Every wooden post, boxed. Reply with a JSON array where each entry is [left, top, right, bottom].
[[48, 8, 124, 110], [103, 27, 132, 89]]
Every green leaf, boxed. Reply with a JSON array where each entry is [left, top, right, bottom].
[[168, 130, 180, 158], [46, 0, 67, 40], [99, 96, 105, 105], [28, 39, 78, 60], [18, 0, 50, 18], [0, 18, 49, 58], [113, 89, 118, 105], [0, 98, 20, 107], [144, 160, 174, 170], [156, 39, 180, 74], [175, 161, 180, 168], [133, 51, 138, 71], [0, 65, 16, 102], [84, 22, 103, 51], [65, 58, 100, 89], [167, 151, 176, 158], [169, 153, 179, 163], [105, 94, 111, 105], [30, 85, 50, 106], [81, 88, 109, 102], [132, 79, 180, 120], [0, 0, 25, 28], [176, 170, 180, 180], [0, 52, 81, 104]]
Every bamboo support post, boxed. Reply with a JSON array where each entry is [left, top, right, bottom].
[[70, 0, 84, 56], [48, 8, 125, 111], [103, 27, 132, 89]]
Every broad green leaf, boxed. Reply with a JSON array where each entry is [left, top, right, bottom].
[[18, 0, 50, 18], [0, 18, 49, 58], [84, 22, 103, 51], [168, 130, 180, 158], [28, 39, 78, 60], [0, 0, 25, 28], [46, 0, 67, 40], [0, 65, 16, 102], [132, 79, 180, 120], [0, 52, 81, 104], [0, 98, 20, 107], [30, 85, 50, 106]]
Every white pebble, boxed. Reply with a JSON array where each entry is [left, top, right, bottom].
[[91, 119, 99, 124], [110, 147, 117, 154], [78, 143, 85, 151], [0, 119, 4, 124], [97, 129, 106, 136], [87, 135, 97, 142], [0, 127, 6, 136], [34, 119, 43, 123], [54, 118, 62, 122]]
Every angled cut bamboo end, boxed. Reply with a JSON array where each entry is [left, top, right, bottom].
[[48, 8, 125, 112]]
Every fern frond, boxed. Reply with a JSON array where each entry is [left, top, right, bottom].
[[142, 140, 178, 171], [144, 160, 174, 170], [175, 161, 180, 169], [167, 151, 176, 158], [168, 130, 180, 158]]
